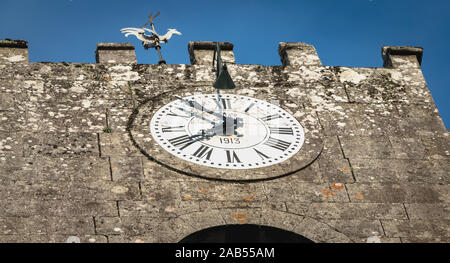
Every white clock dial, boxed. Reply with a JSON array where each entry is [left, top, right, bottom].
[[150, 94, 305, 169]]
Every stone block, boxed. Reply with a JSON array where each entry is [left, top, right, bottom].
[[293, 217, 352, 243], [141, 180, 181, 201], [0, 39, 28, 63], [290, 182, 349, 202], [389, 136, 425, 159], [262, 182, 296, 202], [405, 204, 450, 220], [299, 203, 407, 220], [179, 181, 266, 202], [118, 200, 199, 218], [188, 41, 235, 65], [142, 158, 199, 181], [339, 135, 394, 159], [219, 208, 263, 225], [382, 220, 450, 239], [346, 183, 449, 203], [278, 42, 322, 67], [0, 216, 94, 235], [350, 159, 449, 184], [318, 156, 354, 183], [319, 219, 384, 240], [99, 132, 141, 157], [110, 156, 143, 182], [21, 132, 99, 157], [260, 209, 304, 232], [95, 43, 136, 64], [107, 108, 133, 133], [421, 134, 450, 159], [0, 156, 109, 183], [0, 200, 117, 217], [382, 46, 422, 69]]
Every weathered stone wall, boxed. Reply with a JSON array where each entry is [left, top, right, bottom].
[[0, 39, 448, 243]]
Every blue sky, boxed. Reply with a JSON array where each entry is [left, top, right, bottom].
[[1, 0, 449, 129]]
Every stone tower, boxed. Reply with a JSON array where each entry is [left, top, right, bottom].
[[0, 39, 448, 243]]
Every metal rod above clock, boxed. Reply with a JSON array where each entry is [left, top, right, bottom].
[[212, 42, 236, 90]]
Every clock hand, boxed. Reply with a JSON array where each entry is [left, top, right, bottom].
[[175, 107, 217, 126], [174, 95, 226, 120], [173, 96, 244, 136], [175, 106, 243, 137]]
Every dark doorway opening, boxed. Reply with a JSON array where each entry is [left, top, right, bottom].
[[179, 224, 314, 243]]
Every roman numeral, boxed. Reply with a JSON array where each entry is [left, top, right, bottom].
[[244, 103, 255, 113], [269, 127, 294, 135], [264, 137, 291, 151], [168, 134, 197, 150], [162, 126, 185, 133], [260, 114, 281, 122], [222, 98, 231, 109], [192, 145, 213, 160], [226, 150, 241, 163], [254, 148, 270, 160]]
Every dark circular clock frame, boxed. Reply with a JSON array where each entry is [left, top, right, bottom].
[[127, 88, 324, 182]]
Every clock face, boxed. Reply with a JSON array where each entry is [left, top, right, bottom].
[[150, 94, 305, 169]]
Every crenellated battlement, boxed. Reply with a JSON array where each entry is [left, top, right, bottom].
[[0, 39, 423, 70]]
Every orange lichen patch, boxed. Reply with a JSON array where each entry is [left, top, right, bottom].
[[341, 167, 350, 172], [322, 188, 337, 199], [232, 214, 247, 219], [331, 183, 345, 191], [199, 187, 208, 193], [183, 195, 192, 201], [111, 164, 115, 169], [242, 195, 253, 201], [104, 75, 111, 81], [232, 214, 248, 224], [355, 193, 364, 200]]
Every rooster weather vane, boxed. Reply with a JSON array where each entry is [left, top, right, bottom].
[[121, 12, 181, 64]]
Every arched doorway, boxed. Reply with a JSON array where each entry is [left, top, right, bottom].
[[179, 224, 314, 243]]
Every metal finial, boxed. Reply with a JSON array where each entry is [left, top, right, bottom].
[[121, 11, 181, 65]]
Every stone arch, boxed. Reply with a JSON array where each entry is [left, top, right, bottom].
[[160, 208, 352, 243], [178, 224, 314, 243]]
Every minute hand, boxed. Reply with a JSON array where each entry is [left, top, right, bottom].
[[176, 107, 217, 126], [175, 96, 225, 119]]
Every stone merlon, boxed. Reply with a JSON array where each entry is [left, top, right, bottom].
[[188, 41, 235, 65], [0, 39, 29, 63], [278, 42, 322, 68], [95, 42, 137, 64], [382, 46, 423, 69]]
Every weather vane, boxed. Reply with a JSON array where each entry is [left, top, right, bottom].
[[120, 12, 181, 64]]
